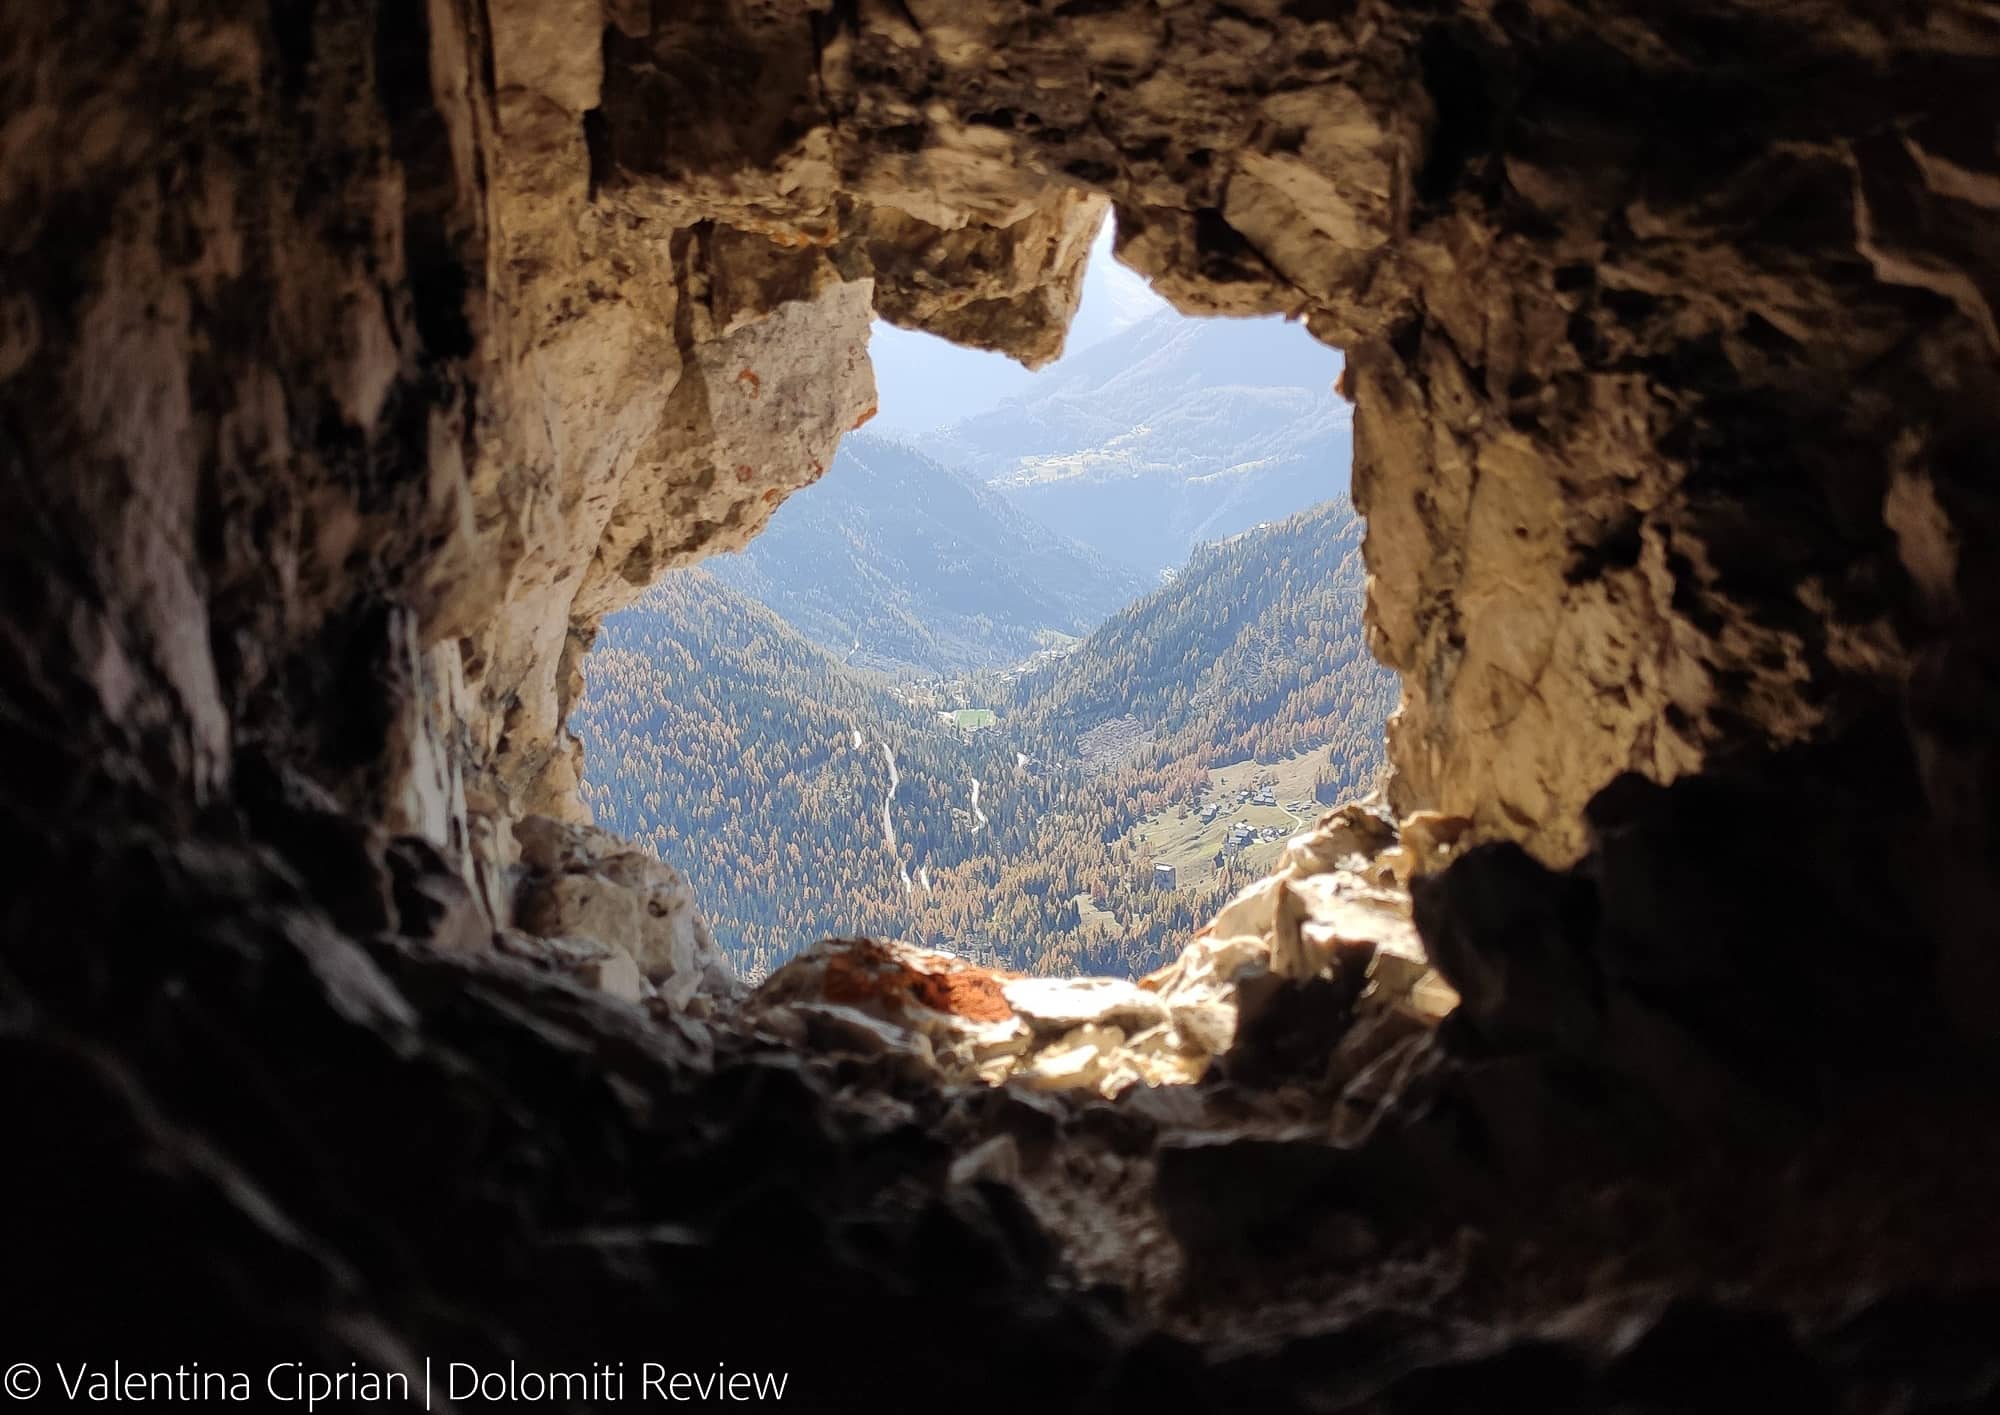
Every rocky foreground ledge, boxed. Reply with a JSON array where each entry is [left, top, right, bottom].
[[13, 744, 2000, 1409], [491, 795, 1465, 1107], [746, 804, 1462, 1105]]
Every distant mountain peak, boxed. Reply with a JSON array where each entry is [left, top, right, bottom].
[[702, 432, 1144, 676], [918, 311, 1350, 576]]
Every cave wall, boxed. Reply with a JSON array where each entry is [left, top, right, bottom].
[[577, 0, 2000, 864], [13, 1, 1996, 908], [1, 1, 1114, 932]]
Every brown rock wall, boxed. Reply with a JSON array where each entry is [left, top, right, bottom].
[[552, 0, 2000, 861], [10, 0, 2000, 994]]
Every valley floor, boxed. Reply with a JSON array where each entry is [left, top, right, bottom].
[[1131, 746, 1338, 889]]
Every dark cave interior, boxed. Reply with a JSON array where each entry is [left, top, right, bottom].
[[4, 2, 2000, 1409]]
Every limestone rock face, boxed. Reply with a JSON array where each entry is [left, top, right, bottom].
[[16, 0, 2000, 941], [1003, 976, 1168, 1035], [513, 815, 737, 1009], [498, 928, 648, 1003], [578, 0, 2000, 866]]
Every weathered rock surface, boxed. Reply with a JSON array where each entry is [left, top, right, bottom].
[[18, 0, 1996, 903], [513, 814, 737, 1008], [498, 928, 647, 1002], [569, 0, 2000, 870]]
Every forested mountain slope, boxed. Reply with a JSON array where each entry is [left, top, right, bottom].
[[1007, 497, 1395, 785], [927, 311, 1352, 575], [702, 433, 1143, 675], [577, 499, 1395, 981], [575, 571, 1023, 980]]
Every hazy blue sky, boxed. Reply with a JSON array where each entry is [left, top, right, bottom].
[[866, 215, 1344, 437], [866, 217, 1173, 436]]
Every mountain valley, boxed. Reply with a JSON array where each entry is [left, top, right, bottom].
[[929, 309, 1351, 575], [576, 269, 1390, 980], [702, 433, 1144, 675], [577, 496, 1395, 981]]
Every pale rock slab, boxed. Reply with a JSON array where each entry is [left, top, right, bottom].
[[1003, 976, 1169, 1034], [1025, 1025, 1126, 1094], [511, 816, 737, 1008], [497, 931, 647, 1005]]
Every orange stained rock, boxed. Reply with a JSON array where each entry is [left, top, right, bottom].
[[819, 939, 1016, 1023]]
